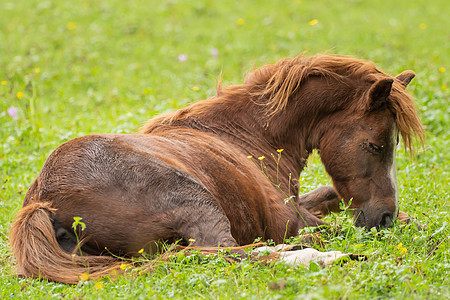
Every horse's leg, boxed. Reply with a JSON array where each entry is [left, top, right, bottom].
[[172, 202, 239, 248], [298, 186, 341, 218], [251, 244, 365, 266], [298, 186, 411, 224]]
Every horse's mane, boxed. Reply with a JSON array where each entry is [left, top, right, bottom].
[[142, 54, 424, 151]]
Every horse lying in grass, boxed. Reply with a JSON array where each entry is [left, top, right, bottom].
[[10, 54, 423, 283]]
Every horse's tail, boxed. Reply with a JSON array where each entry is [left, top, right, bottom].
[[10, 202, 122, 284]]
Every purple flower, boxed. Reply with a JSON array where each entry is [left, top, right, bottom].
[[178, 54, 188, 62], [211, 48, 218, 58], [7, 106, 17, 119]]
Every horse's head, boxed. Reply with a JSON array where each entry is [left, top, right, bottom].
[[319, 71, 421, 229]]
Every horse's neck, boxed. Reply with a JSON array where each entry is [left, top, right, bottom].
[[184, 99, 310, 196]]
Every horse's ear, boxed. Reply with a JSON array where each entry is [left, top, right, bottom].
[[368, 78, 393, 111], [395, 70, 415, 87]]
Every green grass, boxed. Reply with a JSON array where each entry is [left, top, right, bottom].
[[1, 0, 448, 298]]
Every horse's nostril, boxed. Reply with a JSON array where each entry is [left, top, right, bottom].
[[353, 209, 366, 227], [380, 212, 393, 228]]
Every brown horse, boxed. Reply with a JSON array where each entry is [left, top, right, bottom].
[[10, 54, 423, 283]]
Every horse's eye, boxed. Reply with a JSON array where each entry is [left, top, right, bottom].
[[368, 143, 383, 154]]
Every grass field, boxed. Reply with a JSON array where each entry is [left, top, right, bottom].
[[1, 0, 449, 298]]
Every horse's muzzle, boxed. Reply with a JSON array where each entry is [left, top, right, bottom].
[[353, 209, 393, 230]]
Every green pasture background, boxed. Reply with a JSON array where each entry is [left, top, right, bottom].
[[1, 0, 448, 298]]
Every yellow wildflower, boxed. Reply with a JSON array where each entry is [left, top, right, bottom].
[[94, 281, 104, 289], [138, 248, 144, 254], [396, 242, 407, 255], [1, 81, 6, 85], [79, 272, 89, 281], [414, 234, 418, 240], [35, 68, 40, 73], [247, 155, 253, 159], [120, 263, 127, 270], [192, 86, 199, 91], [258, 156, 265, 161], [17, 92, 23, 99], [308, 19, 318, 26], [188, 238, 195, 243], [67, 21, 76, 30], [419, 23, 426, 30], [442, 83, 447, 91], [439, 67, 446, 73], [276, 149, 284, 153], [237, 18, 245, 25]]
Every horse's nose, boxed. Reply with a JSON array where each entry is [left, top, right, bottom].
[[379, 212, 393, 228]]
